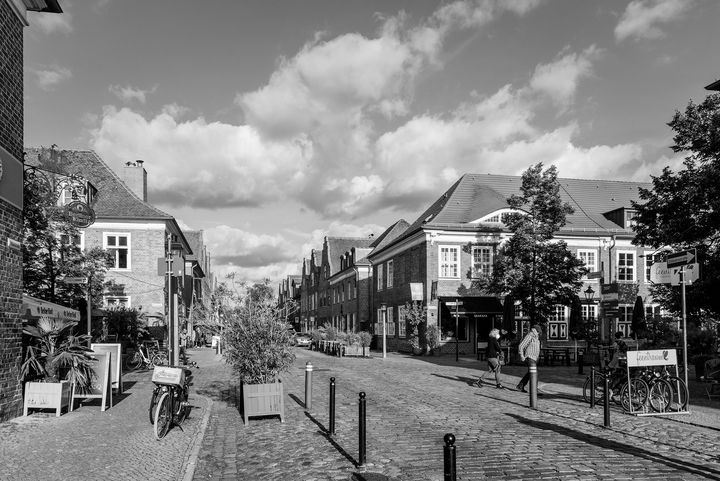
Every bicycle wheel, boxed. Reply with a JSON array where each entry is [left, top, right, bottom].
[[148, 388, 160, 424], [152, 352, 168, 367], [174, 389, 189, 425], [648, 379, 673, 412], [125, 352, 142, 371], [620, 378, 649, 412], [582, 375, 605, 404], [665, 376, 689, 411], [153, 392, 171, 440]]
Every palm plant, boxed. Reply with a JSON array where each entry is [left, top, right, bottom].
[[20, 317, 96, 391]]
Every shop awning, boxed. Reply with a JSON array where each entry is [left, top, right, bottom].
[[22, 294, 80, 322]]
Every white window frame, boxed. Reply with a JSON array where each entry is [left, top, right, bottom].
[[471, 246, 493, 278], [387, 308, 395, 336], [377, 263, 384, 291], [644, 252, 655, 283], [104, 232, 131, 270], [617, 251, 635, 282], [398, 306, 407, 338], [387, 260, 394, 288], [59, 231, 85, 251], [577, 249, 598, 278], [548, 305, 568, 340], [439, 246, 460, 278], [581, 304, 597, 321], [104, 295, 130, 308]]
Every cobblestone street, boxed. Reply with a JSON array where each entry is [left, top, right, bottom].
[[2, 347, 720, 481]]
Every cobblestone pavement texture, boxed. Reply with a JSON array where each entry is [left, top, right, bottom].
[[3, 347, 720, 481]]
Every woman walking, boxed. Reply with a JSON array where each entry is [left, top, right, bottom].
[[477, 328, 505, 389]]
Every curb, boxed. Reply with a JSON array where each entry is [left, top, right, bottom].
[[179, 393, 214, 481]]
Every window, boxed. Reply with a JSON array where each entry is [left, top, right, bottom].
[[625, 209, 637, 228], [578, 249, 598, 275], [398, 306, 407, 338], [581, 304, 597, 321], [387, 308, 395, 336], [644, 253, 656, 282], [59, 231, 84, 251], [645, 305, 662, 319], [548, 305, 568, 340], [618, 305, 632, 337], [617, 251, 635, 282], [104, 233, 130, 270], [471, 246, 493, 278], [377, 263, 384, 291], [387, 260, 394, 288], [104, 296, 130, 308], [439, 246, 459, 278]]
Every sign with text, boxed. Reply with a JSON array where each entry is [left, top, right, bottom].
[[626, 348, 677, 367], [666, 249, 696, 268], [410, 283, 424, 301], [91, 343, 123, 394], [62, 276, 88, 284], [71, 352, 111, 412], [670, 263, 700, 286]]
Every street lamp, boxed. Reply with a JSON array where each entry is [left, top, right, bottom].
[[380, 303, 387, 359], [584, 285, 595, 302]]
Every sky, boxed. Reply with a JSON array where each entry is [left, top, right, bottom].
[[23, 0, 720, 287]]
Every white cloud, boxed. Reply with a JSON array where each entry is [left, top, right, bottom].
[[108, 84, 157, 104], [29, 11, 73, 34], [528, 45, 601, 110], [615, 0, 693, 42], [28, 65, 72, 91]]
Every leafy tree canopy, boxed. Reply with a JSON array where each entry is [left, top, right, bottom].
[[632, 94, 720, 322], [489, 163, 587, 324]]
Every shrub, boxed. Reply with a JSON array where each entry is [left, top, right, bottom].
[[346, 332, 360, 346], [324, 325, 338, 341], [310, 329, 324, 343], [358, 331, 372, 348], [222, 303, 296, 384], [426, 324, 440, 354]]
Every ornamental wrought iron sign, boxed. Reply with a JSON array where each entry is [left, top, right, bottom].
[[24, 165, 97, 227], [64, 200, 96, 228]]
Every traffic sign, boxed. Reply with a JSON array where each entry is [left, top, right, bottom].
[[667, 249, 697, 268], [62, 276, 88, 284], [445, 301, 463, 307]]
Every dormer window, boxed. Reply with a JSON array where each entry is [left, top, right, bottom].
[[471, 208, 522, 225]]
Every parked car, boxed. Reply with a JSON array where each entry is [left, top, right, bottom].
[[295, 332, 312, 348]]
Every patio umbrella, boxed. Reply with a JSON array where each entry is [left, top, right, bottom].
[[568, 295, 583, 340], [502, 294, 515, 338], [631, 296, 645, 339]]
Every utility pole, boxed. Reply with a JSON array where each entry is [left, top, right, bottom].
[[166, 234, 175, 366]]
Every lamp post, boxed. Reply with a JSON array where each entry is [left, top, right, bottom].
[[584, 285, 595, 302], [381, 303, 387, 359]]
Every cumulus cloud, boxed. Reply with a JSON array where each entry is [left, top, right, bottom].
[[29, 11, 73, 34], [27, 65, 72, 91], [615, 0, 693, 42], [528, 45, 601, 110], [108, 84, 157, 104]]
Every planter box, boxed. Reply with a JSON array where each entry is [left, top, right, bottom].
[[344, 344, 369, 357], [241, 381, 284, 424], [23, 380, 72, 417]]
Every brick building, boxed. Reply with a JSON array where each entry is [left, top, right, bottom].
[[0, 0, 62, 422]]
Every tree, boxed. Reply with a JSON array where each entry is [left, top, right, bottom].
[[23, 146, 112, 310], [404, 301, 427, 353], [489, 163, 587, 324], [632, 93, 720, 323]]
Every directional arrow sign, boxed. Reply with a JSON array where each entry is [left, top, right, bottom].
[[62, 276, 88, 284], [667, 249, 697, 268], [445, 301, 463, 307]]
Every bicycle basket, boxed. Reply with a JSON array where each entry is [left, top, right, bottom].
[[152, 366, 185, 386]]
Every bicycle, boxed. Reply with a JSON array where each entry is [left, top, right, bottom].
[[151, 365, 193, 440], [125, 344, 168, 371], [582, 367, 649, 412]]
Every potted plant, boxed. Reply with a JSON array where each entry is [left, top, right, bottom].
[[358, 331, 372, 357], [222, 301, 296, 424], [20, 317, 95, 416]]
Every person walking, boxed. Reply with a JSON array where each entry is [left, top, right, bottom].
[[477, 328, 505, 389], [517, 324, 541, 392]]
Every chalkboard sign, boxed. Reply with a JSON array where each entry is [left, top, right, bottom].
[[71, 352, 112, 412], [91, 343, 123, 394]]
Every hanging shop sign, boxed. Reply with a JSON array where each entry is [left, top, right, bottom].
[[64, 200, 96, 228]]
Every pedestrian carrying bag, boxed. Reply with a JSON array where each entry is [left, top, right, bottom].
[[498, 351, 506, 366]]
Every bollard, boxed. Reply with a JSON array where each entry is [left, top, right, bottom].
[[305, 362, 313, 411], [565, 348, 571, 367], [358, 392, 366, 467], [590, 367, 595, 408], [578, 350, 584, 375], [443, 433, 457, 481], [529, 360, 538, 409], [603, 374, 611, 428], [329, 377, 336, 436]]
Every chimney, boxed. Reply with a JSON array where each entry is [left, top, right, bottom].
[[120, 160, 148, 201]]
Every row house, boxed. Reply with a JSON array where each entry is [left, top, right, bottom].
[[24, 149, 212, 336], [278, 274, 301, 331], [298, 250, 321, 332], [0, 0, 63, 422], [289, 172, 659, 357]]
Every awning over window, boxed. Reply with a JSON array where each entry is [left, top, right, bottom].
[[22, 294, 80, 322], [438, 296, 504, 316]]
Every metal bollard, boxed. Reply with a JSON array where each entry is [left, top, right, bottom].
[[329, 377, 336, 436], [590, 367, 595, 408], [529, 360, 538, 409], [358, 392, 366, 467], [603, 374, 611, 428], [578, 351, 584, 375], [305, 362, 313, 411], [443, 433, 457, 481]]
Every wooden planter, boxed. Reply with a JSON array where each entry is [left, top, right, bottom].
[[344, 344, 369, 357], [23, 380, 72, 417], [241, 380, 284, 424]]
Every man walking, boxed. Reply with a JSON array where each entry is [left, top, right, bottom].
[[517, 324, 541, 392]]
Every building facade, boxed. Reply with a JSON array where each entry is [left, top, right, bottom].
[[0, 0, 62, 422]]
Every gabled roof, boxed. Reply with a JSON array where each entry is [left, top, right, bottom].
[[376, 173, 651, 254], [369, 219, 410, 251], [24, 148, 174, 220], [325, 236, 374, 276], [353, 247, 373, 266]]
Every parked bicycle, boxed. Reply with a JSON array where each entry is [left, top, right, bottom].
[[582, 367, 649, 412], [150, 365, 192, 440], [125, 344, 169, 371]]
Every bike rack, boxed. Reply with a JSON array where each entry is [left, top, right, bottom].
[[624, 348, 690, 417]]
